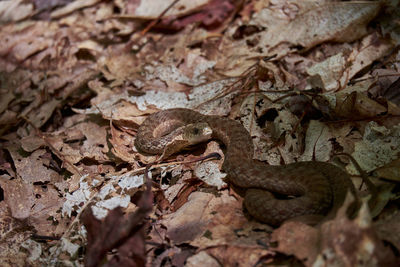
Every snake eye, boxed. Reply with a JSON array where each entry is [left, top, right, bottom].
[[193, 127, 200, 135]]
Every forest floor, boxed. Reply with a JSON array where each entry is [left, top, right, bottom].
[[0, 0, 400, 266]]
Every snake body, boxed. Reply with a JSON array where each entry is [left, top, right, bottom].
[[135, 108, 356, 226]]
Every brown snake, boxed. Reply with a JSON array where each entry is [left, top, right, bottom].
[[135, 108, 357, 226]]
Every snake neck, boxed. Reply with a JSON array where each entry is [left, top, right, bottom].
[[205, 115, 322, 196], [204, 115, 254, 158], [204, 116, 277, 187]]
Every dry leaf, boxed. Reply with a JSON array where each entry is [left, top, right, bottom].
[[373, 159, 400, 182], [272, 194, 397, 266], [346, 121, 400, 174], [0, 0, 34, 23], [1, 0, 399, 265]]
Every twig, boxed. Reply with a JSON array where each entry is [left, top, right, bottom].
[[141, 0, 180, 35], [334, 153, 377, 194]]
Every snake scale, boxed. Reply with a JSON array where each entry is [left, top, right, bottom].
[[135, 108, 356, 226]]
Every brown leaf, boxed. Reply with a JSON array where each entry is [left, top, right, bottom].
[[0, 202, 33, 266], [170, 178, 203, 212], [375, 211, 400, 253], [125, 0, 210, 18], [0, 89, 14, 114], [161, 192, 214, 244], [33, 0, 73, 15], [47, 121, 109, 165], [271, 194, 397, 266], [205, 245, 274, 266], [9, 149, 60, 183], [50, 0, 102, 19], [109, 122, 137, 163], [29, 184, 65, 235], [383, 77, 400, 106], [156, 0, 238, 31], [0, 1, 34, 23], [82, 179, 153, 267], [335, 91, 387, 119], [271, 221, 319, 266], [268, 2, 381, 53], [317, 202, 396, 266], [0, 178, 35, 220], [373, 159, 400, 182]]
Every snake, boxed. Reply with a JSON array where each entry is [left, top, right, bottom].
[[134, 108, 357, 226]]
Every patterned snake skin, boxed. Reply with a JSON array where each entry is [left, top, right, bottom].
[[135, 108, 356, 226]]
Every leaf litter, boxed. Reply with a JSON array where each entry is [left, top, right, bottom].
[[0, 0, 400, 266]]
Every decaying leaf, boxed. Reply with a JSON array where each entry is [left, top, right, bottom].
[[0, 0, 399, 265], [300, 120, 333, 162], [127, 0, 239, 31], [316, 200, 396, 266], [272, 195, 397, 266], [218, 1, 382, 76], [373, 158, 400, 182], [347, 121, 400, 174], [374, 211, 400, 253], [82, 178, 152, 267], [335, 88, 387, 120], [0, 0, 34, 23], [307, 33, 393, 91], [0, 203, 34, 266]]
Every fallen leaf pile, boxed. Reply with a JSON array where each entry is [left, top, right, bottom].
[[0, 0, 400, 266]]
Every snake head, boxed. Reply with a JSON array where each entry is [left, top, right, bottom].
[[182, 122, 213, 144], [161, 122, 213, 158]]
